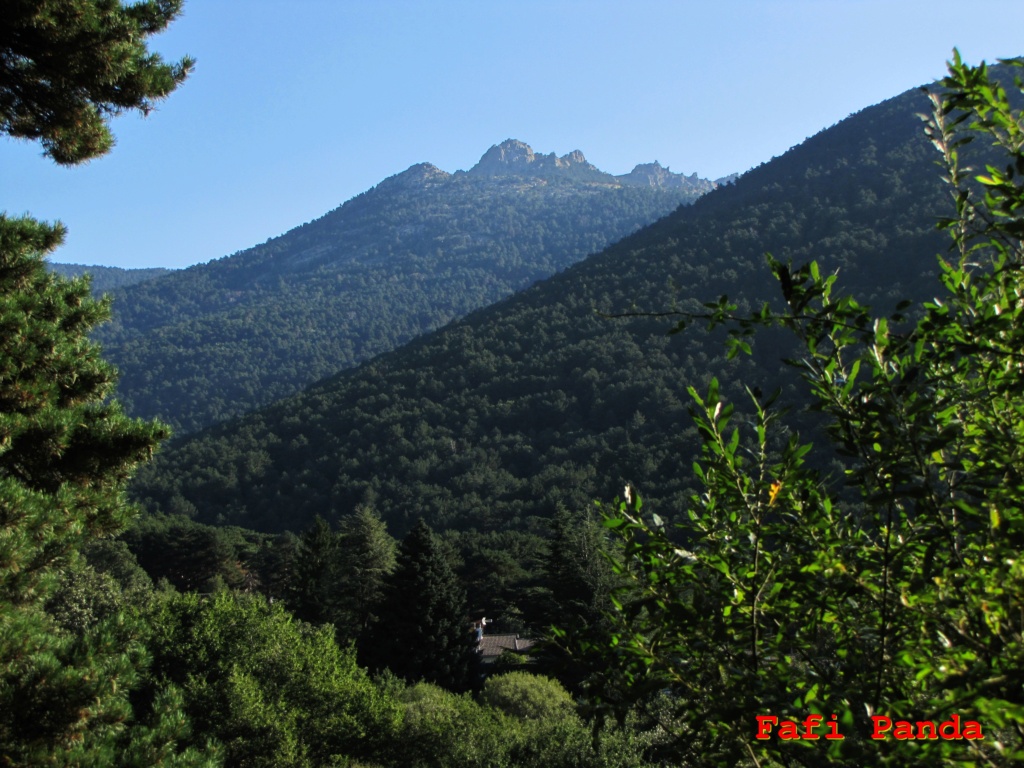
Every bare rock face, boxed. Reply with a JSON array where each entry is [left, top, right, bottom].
[[464, 140, 719, 192], [561, 149, 589, 167], [616, 161, 717, 194], [466, 139, 610, 181], [470, 139, 538, 174], [376, 162, 452, 192], [372, 141, 721, 197]]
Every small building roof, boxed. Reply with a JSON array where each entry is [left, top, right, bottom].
[[478, 633, 535, 662]]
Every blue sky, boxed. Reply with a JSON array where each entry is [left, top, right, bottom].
[[3, 1, 1024, 269]]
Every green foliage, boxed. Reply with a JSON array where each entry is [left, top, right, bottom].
[[334, 506, 397, 642], [45, 558, 140, 634], [0, 216, 168, 599], [79, 538, 156, 611], [146, 591, 401, 768], [393, 682, 511, 768], [585, 55, 1024, 767], [481, 670, 576, 722], [289, 515, 341, 624], [0, 598, 217, 767], [0, 0, 193, 164], [533, 506, 624, 691], [445, 527, 547, 633], [0, 213, 195, 764], [391, 675, 651, 768], [543, 505, 619, 627], [121, 513, 266, 593], [0, 5, 204, 762]]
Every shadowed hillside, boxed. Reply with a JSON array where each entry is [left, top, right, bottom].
[[96, 141, 712, 434], [133, 80, 969, 536]]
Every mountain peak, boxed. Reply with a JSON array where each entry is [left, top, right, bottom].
[[467, 139, 606, 180], [473, 139, 537, 172], [376, 162, 451, 192], [616, 161, 715, 193]]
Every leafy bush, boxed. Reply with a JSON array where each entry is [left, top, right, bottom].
[[579, 54, 1024, 767], [146, 591, 401, 767]]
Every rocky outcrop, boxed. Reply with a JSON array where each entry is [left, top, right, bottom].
[[616, 161, 717, 193], [375, 162, 452, 192], [466, 139, 612, 182], [374, 141, 720, 195]]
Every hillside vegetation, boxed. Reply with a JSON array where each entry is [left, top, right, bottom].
[[133, 81, 952, 537], [47, 262, 176, 292], [95, 141, 711, 433]]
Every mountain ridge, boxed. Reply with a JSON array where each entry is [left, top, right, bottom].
[[97, 140, 715, 433], [376, 139, 717, 193], [47, 262, 176, 293], [459, 139, 716, 193]]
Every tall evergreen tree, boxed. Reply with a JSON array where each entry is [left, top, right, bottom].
[[255, 529, 303, 603], [0, 2, 202, 763], [364, 519, 477, 691], [335, 505, 397, 643], [543, 504, 617, 629], [537, 505, 620, 692], [289, 515, 340, 624]]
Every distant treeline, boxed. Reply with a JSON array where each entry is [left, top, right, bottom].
[[47, 261, 175, 292]]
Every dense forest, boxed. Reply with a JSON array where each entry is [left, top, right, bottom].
[[93, 141, 712, 434], [132, 78, 950, 539], [47, 262, 176, 292]]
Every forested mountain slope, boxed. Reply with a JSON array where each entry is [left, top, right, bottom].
[[96, 141, 711, 433], [47, 262, 175, 293], [133, 81, 961, 536]]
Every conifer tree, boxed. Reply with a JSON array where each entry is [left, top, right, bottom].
[[1, 0, 194, 164], [335, 505, 397, 643], [537, 505, 620, 692], [0, 2, 202, 763], [543, 504, 616, 628], [289, 515, 340, 624], [364, 519, 477, 691]]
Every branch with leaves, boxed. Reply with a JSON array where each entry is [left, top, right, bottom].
[[576, 53, 1024, 767]]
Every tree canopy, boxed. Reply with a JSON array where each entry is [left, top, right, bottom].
[[364, 519, 478, 691], [0, 0, 193, 164], [95, 166, 704, 434], [132, 75, 951, 537]]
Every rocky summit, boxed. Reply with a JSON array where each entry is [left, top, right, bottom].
[[466, 138, 606, 181], [462, 139, 714, 192]]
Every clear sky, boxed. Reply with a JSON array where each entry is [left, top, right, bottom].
[[3, 1, 1024, 269]]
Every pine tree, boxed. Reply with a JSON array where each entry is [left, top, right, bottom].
[[364, 519, 477, 691], [537, 505, 620, 692], [0, 2, 203, 763], [335, 505, 396, 643], [289, 515, 340, 624], [0, 217, 214, 765], [0, 0, 193, 165], [543, 504, 616, 629]]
